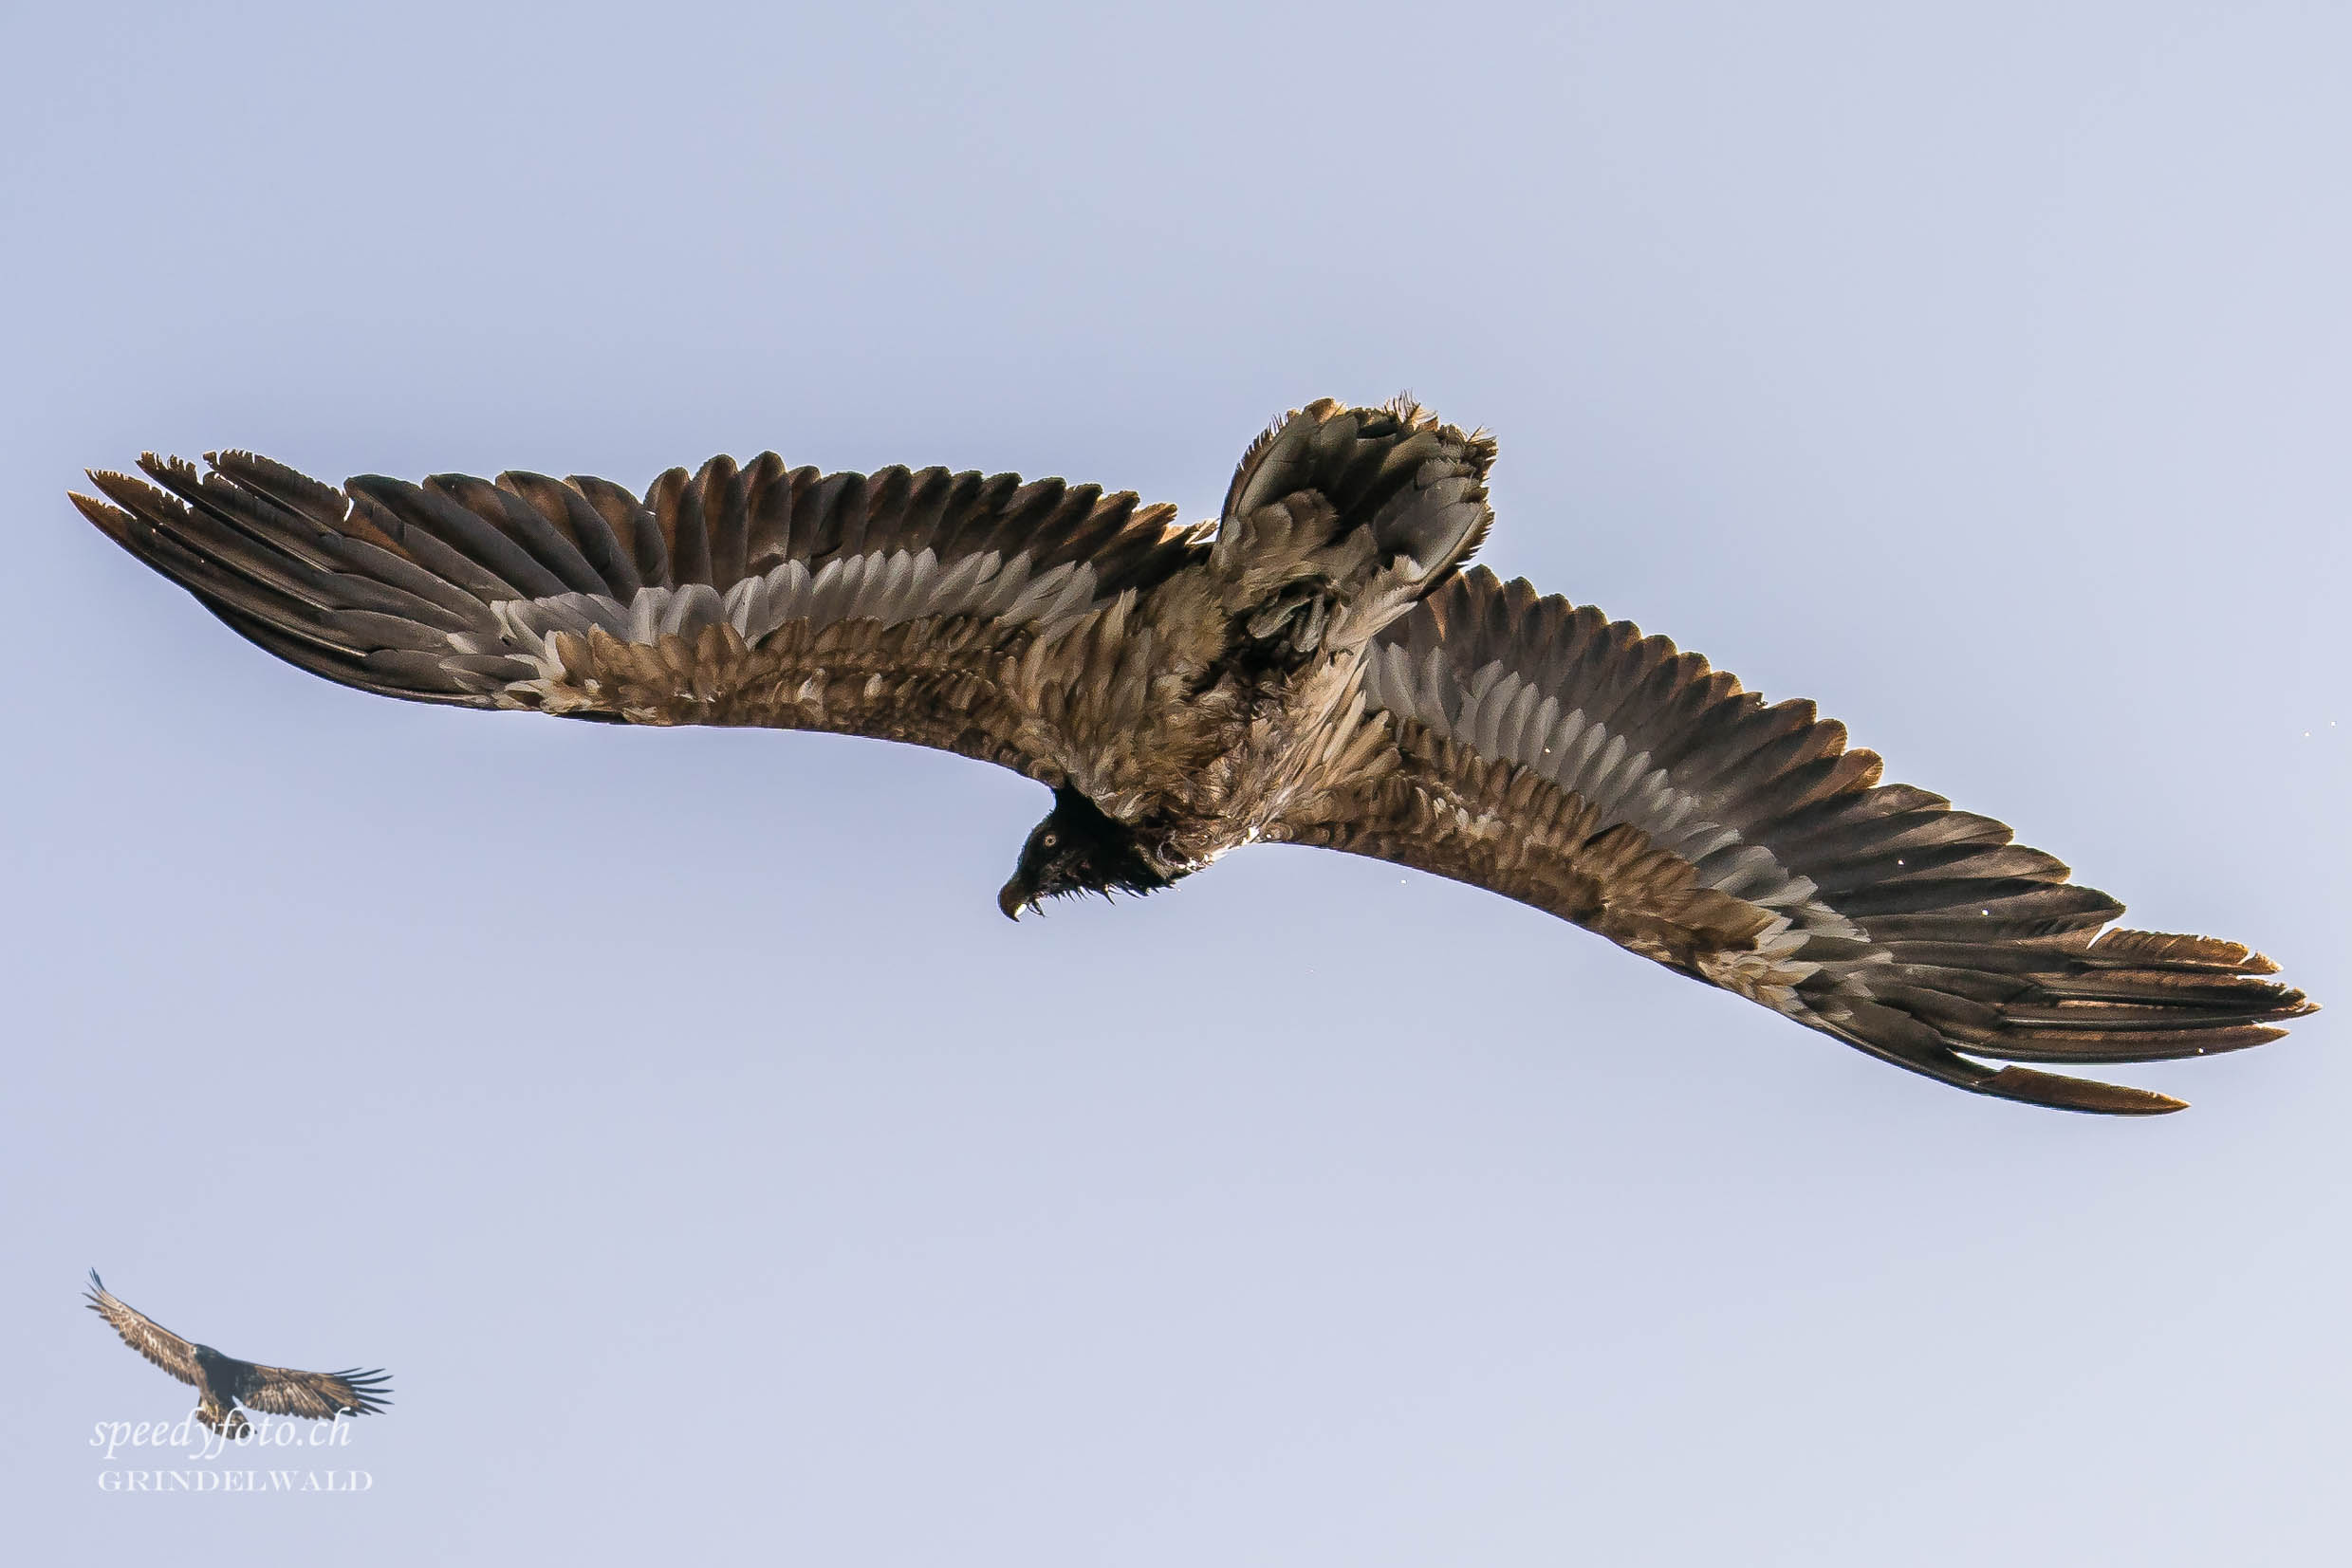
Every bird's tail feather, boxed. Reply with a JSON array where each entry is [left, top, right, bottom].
[[1216, 396, 1494, 591], [199, 1402, 251, 1439]]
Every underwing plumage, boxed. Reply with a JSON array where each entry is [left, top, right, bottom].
[[85, 1272, 392, 1434], [72, 396, 2315, 1114]]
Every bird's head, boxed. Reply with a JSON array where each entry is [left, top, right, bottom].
[[998, 785, 1178, 919]]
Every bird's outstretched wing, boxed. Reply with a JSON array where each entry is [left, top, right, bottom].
[[1275, 568, 2313, 1113], [85, 1270, 204, 1387], [73, 451, 1211, 782], [231, 1362, 394, 1419]]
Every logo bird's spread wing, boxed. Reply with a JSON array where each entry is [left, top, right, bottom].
[[231, 1362, 394, 1419], [1274, 568, 2313, 1113], [85, 1271, 203, 1388]]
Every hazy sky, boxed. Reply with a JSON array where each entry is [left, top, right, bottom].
[[7, 3, 2346, 1562]]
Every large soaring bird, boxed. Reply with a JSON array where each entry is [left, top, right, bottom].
[[85, 1272, 392, 1434], [72, 397, 2313, 1114]]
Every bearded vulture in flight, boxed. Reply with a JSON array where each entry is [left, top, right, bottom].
[[72, 397, 2313, 1114], [85, 1272, 392, 1435]]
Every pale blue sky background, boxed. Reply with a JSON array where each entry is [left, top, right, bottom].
[[6, 2, 2346, 1561]]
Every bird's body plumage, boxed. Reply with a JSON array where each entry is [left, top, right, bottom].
[[73, 397, 2313, 1113]]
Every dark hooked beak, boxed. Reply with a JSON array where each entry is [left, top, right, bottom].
[[997, 876, 1031, 922]]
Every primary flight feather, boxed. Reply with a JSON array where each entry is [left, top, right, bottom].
[[71, 397, 2314, 1114]]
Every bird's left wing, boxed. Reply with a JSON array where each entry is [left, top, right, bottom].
[[1271, 568, 2313, 1114], [85, 1271, 205, 1387], [73, 450, 1210, 784], [231, 1361, 394, 1419]]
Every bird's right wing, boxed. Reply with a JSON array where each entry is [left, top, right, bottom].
[[232, 1362, 394, 1419], [85, 1271, 205, 1388], [73, 451, 1213, 786], [1274, 568, 2313, 1113]]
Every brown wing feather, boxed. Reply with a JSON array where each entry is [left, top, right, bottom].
[[1286, 567, 2314, 1114], [232, 1363, 394, 1419], [1279, 719, 1786, 964], [85, 1271, 204, 1387], [71, 450, 1213, 785]]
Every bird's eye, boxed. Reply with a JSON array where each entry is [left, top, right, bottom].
[[1041, 832, 1058, 849]]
